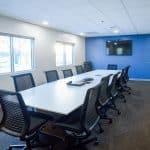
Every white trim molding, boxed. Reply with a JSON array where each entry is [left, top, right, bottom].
[[130, 78, 150, 81]]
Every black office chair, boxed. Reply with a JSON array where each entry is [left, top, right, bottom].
[[75, 65, 84, 74], [117, 67, 131, 95], [45, 70, 59, 83], [83, 61, 93, 72], [0, 90, 52, 149], [12, 73, 35, 92], [108, 73, 124, 110], [96, 75, 113, 124], [111, 72, 126, 103], [107, 64, 118, 70], [62, 69, 73, 78], [53, 83, 101, 149], [123, 65, 130, 82], [97, 74, 121, 125], [123, 65, 131, 92]]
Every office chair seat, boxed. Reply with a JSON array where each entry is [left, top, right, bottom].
[[28, 116, 47, 135], [56, 109, 82, 134], [54, 121, 82, 134]]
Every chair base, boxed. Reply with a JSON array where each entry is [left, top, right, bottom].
[[108, 105, 121, 115], [8, 144, 26, 150], [98, 107, 113, 124], [75, 137, 98, 150], [98, 122, 104, 133], [65, 135, 98, 150], [100, 115, 113, 124], [119, 84, 132, 95], [8, 143, 51, 150], [118, 93, 127, 103]]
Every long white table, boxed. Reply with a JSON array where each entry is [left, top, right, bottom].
[[20, 70, 120, 115]]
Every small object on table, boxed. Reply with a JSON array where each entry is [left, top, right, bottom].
[[67, 81, 85, 86], [82, 78, 94, 82], [95, 74, 102, 76]]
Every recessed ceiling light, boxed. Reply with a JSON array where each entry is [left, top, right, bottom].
[[113, 29, 119, 33], [42, 21, 49, 26], [109, 26, 120, 34], [80, 32, 84, 36]]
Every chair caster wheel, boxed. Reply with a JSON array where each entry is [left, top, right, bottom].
[[109, 119, 113, 124], [118, 111, 121, 115], [99, 129, 104, 133], [94, 141, 99, 146], [123, 99, 127, 103]]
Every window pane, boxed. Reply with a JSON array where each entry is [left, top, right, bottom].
[[0, 35, 11, 73], [55, 43, 64, 66], [13, 37, 32, 72], [65, 44, 73, 65]]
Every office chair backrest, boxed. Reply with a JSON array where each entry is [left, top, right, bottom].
[[12, 73, 35, 92], [124, 65, 131, 82], [109, 73, 120, 96], [117, 69, 125, 87], [98, 75, 112, 104], [0, 104, 3, 123], [0, 90, 30, 138], [107, 64, 118, 70], [62, 69, 73, 78], [75, 65, 84, 74], [45, 70, 59, 83], [83, 61, 93, 72], [81, 83, 100, 133]]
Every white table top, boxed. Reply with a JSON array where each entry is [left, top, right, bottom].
[[20, 70, 120, 115]]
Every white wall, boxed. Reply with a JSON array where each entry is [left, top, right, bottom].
[[0, 16, 85, 91]]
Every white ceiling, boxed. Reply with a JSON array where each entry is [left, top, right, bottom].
[[0, 0, 149, 37]]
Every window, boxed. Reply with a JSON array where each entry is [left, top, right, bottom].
[[13, 37, 32, 72], [55, 42, 73, 66], [0, 35, 11, 73], [0, 34, 34, 74]]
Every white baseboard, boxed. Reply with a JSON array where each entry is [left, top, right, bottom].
[[130, 78, 150, 81]]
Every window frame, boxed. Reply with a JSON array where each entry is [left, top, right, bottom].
[[0, 32, 35, 75], [55, 41, 74, 67]]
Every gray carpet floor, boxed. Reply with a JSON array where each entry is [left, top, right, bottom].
[[0, 81, 150, 150]]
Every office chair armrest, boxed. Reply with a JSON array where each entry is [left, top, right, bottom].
[[26, 119, 49, 141], [52, 122, 81, 133], [107, 85, 111, 91]]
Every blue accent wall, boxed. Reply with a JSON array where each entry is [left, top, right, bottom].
[[85, 34, 150, 79]]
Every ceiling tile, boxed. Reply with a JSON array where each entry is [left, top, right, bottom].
[[0, 0, 149, 36]]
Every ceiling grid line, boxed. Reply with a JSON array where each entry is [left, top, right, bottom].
[[87, 0, 124, 34], [0, 0, 149, 36], [81, 2, 112, 35], [120, 0, 138, 34]]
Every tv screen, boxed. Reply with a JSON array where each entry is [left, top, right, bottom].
[[106, 40, 132, 56]]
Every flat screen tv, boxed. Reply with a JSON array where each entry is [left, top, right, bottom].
[[106, 40, 132, 56]]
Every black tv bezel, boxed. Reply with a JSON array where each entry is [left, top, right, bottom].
[[106, 40, 132, 56]]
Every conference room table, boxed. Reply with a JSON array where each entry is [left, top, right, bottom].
[[20, 70, 120, 116]]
